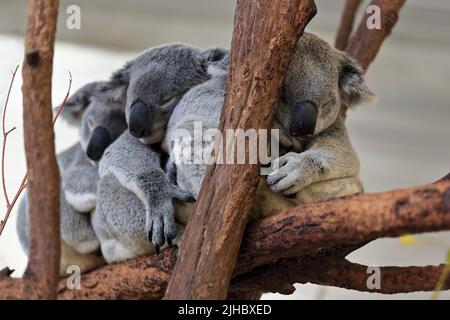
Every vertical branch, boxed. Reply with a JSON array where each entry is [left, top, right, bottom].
[[165, 0, 317, 300], [335, 0, 363, 50], [22, 0, 60, 299]]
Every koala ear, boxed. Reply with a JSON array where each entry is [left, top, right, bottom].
[[199, 48, 229, 74], [339, 54, 375, 108], [110, 62, 132, 87], [59, 82, 101, 127]]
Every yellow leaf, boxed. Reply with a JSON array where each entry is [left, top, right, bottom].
[[399, 235, 416, 245]]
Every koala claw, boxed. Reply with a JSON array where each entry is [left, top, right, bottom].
[[267, 153, 309, 194], [155, 245, 161, 255], [146, 207, 178, 251]]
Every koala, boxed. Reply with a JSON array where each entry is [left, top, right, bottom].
[[92, 44, 226, 261], [93, 132, 175, 262], [61, 81, 127, 210], [164, 33, 374, 221], [16, 80, 128, 275], [16, 145, 105, 276]]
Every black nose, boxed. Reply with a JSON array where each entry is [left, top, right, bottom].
[[86, 127, 112, 161], [289, 101, 318, 138], [129, 100, 150, 138]]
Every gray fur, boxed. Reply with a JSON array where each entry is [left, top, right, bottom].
[[123, 44, 227, 144], [16, 77, 128, 273], [59, 82, 107, 127], [92, 44, 226, 258], [61, 143, 99, 212], [96, 131, 175, 259], [164, 34, 374, 219], [16, 145, 104, 275], [79, 84, 127, 155]]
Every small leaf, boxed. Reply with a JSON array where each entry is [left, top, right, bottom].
[[446, 250, 450, 264]]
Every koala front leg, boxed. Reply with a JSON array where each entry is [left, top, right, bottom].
[[267, 118, 360, 196]]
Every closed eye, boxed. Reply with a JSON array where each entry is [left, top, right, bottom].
[[159, 95, 180, 112]]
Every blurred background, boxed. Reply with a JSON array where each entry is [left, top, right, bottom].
[[0, 0, 449, 299]]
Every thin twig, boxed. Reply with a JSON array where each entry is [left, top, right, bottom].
[[1, 65, 19, 208], [0, 71, 72, 237]]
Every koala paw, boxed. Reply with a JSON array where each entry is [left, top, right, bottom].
[[266, 152, 313, 195], [146, 201, 177, 254], [168, 183, 196, 202]]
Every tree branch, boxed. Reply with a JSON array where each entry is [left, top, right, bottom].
[[230, 253, 450, 295], [335, 0, 363, 50], [0, 0, 61, 300], [57, 175, 450, 299], [346, 0, 406, 71], [165, 0, 317, 300]]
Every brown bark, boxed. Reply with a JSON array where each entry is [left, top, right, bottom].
[[0, 0, 60, 300], [164, 0, 317, 300], [335, 0, 362, 50], [236, 176, 450, 274], [231, 254, 450, 295], [57, 176, 450, 300], [346, 0, 406, 71]]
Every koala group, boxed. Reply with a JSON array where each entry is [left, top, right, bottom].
[[16, 33, 373, 275]]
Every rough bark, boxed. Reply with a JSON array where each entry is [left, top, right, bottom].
[[236, 176, 450, 274], [346, 0, 406, 71], [231, 253, 450, 295], [335, 0, 362, 50], [57, 176, 450, 300], [0, 0, 60, 300], [164, 0, 317, 300]]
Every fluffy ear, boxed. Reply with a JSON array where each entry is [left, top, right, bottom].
[[110, 62, 132, 87], [199, 47, 229, 74], [59, 82, 104, 126], [339, 54, 375, 108]]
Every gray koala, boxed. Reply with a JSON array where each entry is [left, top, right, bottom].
[[92, 44, 226, 261], [164, 33, 374, 221], [16, 80, 128, 275], [93, 132, 174, 261], [16, 145, 104, 276]]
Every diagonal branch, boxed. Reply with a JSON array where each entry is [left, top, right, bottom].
[[165, 0, 318, 300], [335, 0, 363, 50], [346, 0, 407, 71]]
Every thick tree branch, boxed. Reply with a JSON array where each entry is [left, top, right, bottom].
[[57, 176, 450, 299], [165, 0, 317, 300], [335, 0, 363, 50], [236, 176, 450, 274], [0, 0, 61, 300]]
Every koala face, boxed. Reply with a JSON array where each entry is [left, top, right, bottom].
[[124, 44, 227, 145], [79, 85, 127, 161], [277, 33, 374, 139], [61, 82, 107, 126]]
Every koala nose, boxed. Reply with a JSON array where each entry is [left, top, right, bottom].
[[129, 100, 150, 138], [289, 101, 318, 138], [86, 126, 112, 161]]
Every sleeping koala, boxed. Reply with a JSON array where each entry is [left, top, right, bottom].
[[92, 44, 226, 261], [16, 145, 104, 276], [165, 33, 374, 221], [16, 81, 128, 275]]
